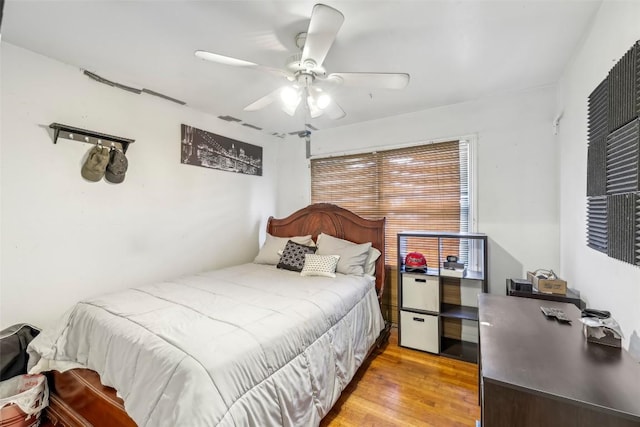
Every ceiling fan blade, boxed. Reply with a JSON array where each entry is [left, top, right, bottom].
[[301, 4, 344, 68], [195, 50, 257, 67], [195, 50, 293, 79], [327, 72, 410, 89], [243, 88, 282, 112], [324, 99, 346, 120]]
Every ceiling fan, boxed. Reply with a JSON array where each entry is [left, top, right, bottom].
[[195, 3, 410, 120]]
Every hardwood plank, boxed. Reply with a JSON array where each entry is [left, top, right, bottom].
[[322, 326, 480, 426]]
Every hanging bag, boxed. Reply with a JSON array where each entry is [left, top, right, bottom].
[[0, 324, 40, 382]]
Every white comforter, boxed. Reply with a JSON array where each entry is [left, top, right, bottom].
[[28, 263, 384, 426]]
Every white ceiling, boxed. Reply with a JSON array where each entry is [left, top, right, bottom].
[[3, 0, 601, 137]]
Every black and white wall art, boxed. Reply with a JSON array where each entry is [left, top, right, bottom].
[[181, 124, 262, 176]]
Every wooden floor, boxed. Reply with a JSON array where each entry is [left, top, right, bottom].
[[321, 327, 481, 427]]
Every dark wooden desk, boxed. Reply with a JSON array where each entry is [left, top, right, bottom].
[[479, 294, 640, 427]]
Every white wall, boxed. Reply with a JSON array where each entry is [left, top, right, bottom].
[[0, 42, 280, 329], [278, 86, 560, 296], [557, 1, 640, 352]]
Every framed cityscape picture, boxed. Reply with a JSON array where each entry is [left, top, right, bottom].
[[181, 124, 262, 176]]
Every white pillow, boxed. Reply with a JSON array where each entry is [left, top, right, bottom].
[[316, 233, 371, 276], [300, 254, 340, 278], [254, 233, 314, 265], [364, 247, 382, 276]]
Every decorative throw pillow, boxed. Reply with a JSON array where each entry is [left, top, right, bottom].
[[316, 233, 371, 276], [254, 233, 314, 265], [277, 240, 317, 272], [300, 254, 341, 278]]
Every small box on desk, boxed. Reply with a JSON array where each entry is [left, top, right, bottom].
[[581, 317, 623, 348], [584, 326, 622, 348], [509, 278, 532, 292], [526, 271, 567, 295]]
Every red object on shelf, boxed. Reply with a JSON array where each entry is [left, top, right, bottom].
[[405, 252, 427, 272]]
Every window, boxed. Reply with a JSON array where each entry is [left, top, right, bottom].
[[310, 139, 473, 267]]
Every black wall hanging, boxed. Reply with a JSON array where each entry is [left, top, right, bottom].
[[180, 124, 263, 176], [586, 40, 640, 267], [50, 123, 135, 154]]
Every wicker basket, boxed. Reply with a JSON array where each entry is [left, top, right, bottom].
[[0, 374, 48, 427]]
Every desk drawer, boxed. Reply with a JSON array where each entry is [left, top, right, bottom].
[[400, 310, 439, 353], [402, 273, 439, 312]]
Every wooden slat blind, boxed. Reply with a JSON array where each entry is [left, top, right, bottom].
[[311, 140, 466, 266]]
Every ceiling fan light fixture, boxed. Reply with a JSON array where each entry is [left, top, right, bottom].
[[201, 3, 408, 122], [281, 99, 301, 116], [281, 87, 302, 116], [280, 86, 300, 106], [316, 93, 331, 109], [306, 95, 323, 118]]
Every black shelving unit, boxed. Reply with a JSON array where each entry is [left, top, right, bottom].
[[440, 304, 479, 321], [440, 337, 477, 362], [397, 231, 488, 364]]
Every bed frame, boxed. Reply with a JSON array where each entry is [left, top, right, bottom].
[[267, 203, 386, 299], [44, 203, 388, 427]]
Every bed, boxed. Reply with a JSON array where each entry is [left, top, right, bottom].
[[28, 203, 388, 426]]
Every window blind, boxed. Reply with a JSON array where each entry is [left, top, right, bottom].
[[311, 140, 469, 266]]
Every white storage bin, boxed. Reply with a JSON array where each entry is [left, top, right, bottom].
[[401, 273, 439, 312], [400, 310, 439, 353]]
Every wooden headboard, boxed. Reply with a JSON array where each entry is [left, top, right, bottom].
[[267, 203, 386, 299]]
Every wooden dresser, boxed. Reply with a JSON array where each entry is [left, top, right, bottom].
[[478, 294, 640, 427]]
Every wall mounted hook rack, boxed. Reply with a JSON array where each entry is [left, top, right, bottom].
[[49, 123, 135, 153]]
